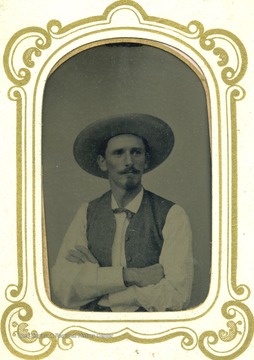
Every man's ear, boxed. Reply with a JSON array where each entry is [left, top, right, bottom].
[[97, 155, 108, 172]]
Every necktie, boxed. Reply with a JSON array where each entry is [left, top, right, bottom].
[[112, 208, 135, 220]]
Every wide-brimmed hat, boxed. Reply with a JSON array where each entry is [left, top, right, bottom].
[[73, 113, 174, 178]]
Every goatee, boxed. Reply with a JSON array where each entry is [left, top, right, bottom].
[[124, 179, 139, 191]]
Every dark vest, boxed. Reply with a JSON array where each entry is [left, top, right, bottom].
[[86, 190, 174, 268]]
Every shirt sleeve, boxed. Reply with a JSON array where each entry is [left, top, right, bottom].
[[108, 204, 193, 311], [51, 203, 126, 309]]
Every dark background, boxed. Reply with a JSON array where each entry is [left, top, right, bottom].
[[42, 42, 211, 308]]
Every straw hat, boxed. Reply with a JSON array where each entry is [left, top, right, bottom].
[[73, 113, 174, 178]]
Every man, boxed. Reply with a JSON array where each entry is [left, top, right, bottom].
[[51, 113, 193, 312]]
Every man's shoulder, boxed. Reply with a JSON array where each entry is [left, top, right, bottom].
[[144, 189, 175, 206], [143, 189, 175, 220], [87, 191, 111, 209]]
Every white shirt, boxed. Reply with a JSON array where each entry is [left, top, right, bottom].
[[51, 189, 193, 312], [98, 188, 143, 311]]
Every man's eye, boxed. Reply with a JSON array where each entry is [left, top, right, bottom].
[[113, 150, 123, 156], [132, 149, 143, 155]]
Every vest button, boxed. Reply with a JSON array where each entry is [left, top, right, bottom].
[[126, 256, 132, 262]]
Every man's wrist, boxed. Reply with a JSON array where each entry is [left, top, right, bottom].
[[123, 264, 164, 288], [123, 267, 138, 287]]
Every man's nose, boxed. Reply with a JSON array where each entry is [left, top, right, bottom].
[[124, 151, 133, 166]]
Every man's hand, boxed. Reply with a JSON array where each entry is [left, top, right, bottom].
[[123, 264, 164, 287], [65, 245, 98, 264]]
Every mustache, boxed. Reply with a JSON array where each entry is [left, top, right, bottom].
[[118, 167, 141, 175]]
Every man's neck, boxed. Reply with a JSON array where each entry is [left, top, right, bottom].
[[110, 184, 142, 208]]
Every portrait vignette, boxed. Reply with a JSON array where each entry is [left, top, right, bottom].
[[1, 1, 253, 359]]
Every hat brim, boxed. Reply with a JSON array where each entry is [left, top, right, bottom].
[[73, 113, 174, 178]]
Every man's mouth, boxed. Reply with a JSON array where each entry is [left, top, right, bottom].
[[119, 168, 140, 175]]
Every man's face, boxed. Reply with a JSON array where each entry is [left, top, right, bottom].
[[97, 134, 148, 191]]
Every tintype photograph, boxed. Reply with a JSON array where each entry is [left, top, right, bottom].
[[42, 42, 211, 312], [1, 1, 254, 359]]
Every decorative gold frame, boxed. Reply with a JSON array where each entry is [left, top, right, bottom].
[[1, 1, 253, 358]]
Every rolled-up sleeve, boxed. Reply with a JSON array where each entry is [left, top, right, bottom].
[[134, 204, 193, 311], [51, 203, 125, 309]]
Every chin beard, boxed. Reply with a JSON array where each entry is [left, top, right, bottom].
[[124, 179, 139, 191]]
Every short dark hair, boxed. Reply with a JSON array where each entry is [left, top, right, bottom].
[[98, 134, 151, 163]]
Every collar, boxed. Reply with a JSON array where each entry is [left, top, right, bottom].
[[111, 187, 144, 214]]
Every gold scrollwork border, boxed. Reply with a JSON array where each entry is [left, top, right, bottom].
[[2, 301, 254, 359], [1, 1, 253, 358], [3, 1, 248, 88]]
